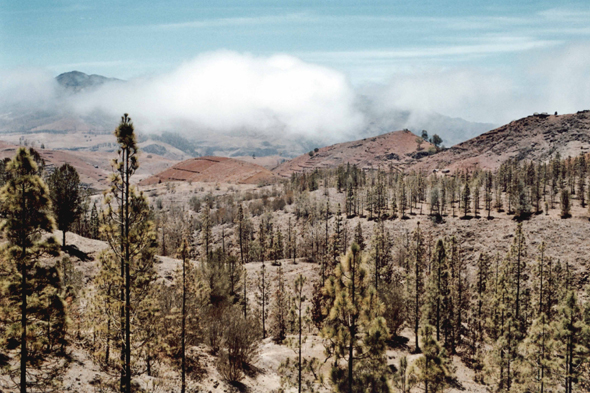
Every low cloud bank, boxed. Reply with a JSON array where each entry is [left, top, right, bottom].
[[1, 45, 589, 144]]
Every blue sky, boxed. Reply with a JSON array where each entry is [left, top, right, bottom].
[[1, 1, 590, 129], [2, 1, 589, 81]]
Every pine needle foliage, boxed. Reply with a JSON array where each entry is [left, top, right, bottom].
[[0, 148, 66, 393]]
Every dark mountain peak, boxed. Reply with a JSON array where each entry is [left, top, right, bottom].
[[56, 71, 121, 93]]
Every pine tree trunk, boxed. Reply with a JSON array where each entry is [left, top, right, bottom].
[[262, 264, 266, 339], [20, 250, 27, 393], [415, 246, 420, 353], [243, 270, 247, 319], [20, 184, 27, 393], [120, 168, 126, 393], [181, 254, 186, 393], [106, 319, 110, 366], [298, 288, 302, 393], [125, 149, 131, 393], [348, 248, 356, 393]]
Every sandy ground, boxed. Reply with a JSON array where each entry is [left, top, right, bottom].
[[9, 180, 587, 392]]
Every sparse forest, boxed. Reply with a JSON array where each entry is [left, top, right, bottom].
[[2, 115, 590, 393]]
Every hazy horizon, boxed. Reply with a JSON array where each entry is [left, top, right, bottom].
[[1, 1, 590, 141]]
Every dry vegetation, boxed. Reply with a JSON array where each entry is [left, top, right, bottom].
[[3, 115, 590, 393]]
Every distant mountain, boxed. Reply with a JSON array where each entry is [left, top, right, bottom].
[[410, 110, 590, 172], [273, 129, 433, 177], [0, 70, 498, 162], [355, 95, 497, 147], [56, 71, 122, 93]]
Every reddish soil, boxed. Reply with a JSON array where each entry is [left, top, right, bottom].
[[410, 110, 590, 172], [139, 156, 278, 185], [273, 129, 433, 177], [0, 141, 110, 187]]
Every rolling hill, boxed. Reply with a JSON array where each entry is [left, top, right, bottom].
[[272, 129, 433, 177], [139, 156, 278, 185], [409, 110, 590, 172]]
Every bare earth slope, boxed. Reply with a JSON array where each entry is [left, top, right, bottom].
[[0, 140, 111, 187], [411, 110, 590, 172], [139, 156, 278, 185], [273, 129, 433, 177], [0, 140, 178, 189]]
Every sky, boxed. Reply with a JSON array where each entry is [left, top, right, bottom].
[[1, 0, 590, 135]]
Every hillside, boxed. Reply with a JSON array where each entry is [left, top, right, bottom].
[[139, 156, 278, 185], [273, 129, 433, 177], [0, 140, 178, 189], [411, 110, 590, 172], [56, 70, 122, 93]]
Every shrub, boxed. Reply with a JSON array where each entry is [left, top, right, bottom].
[[189, 195, 201, 212], [561, 189, 571, 218], [272, 196, 286, 211], [217, 310, 260, 383]]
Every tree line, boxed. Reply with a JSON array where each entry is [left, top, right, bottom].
[[2, 114, 590, 392]]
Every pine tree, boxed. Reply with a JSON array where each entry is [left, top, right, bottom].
[[486, 253, 517, 391], [321, 244, 391, 392], [511, 223, 529, 336], [408, 223, 426, 353], [447, 236, 468, 354], [473, 253, 491, 350], [0, 148, 65, 393], [485, 224, 529, 391], [514, 312, 559, 392], [278, 275, 318, 393], [334, 204, 343, 254], [201, 206, 212, 262], [270, 265, 288, 343], [514, 178, 530, 219], [473, 178, 481, 218], [369, 219, 391, 292], [408, 325, 452, 393], [236, 204, 245, 267], [561, 188, 571, 218], [555, 291, 589, 393], [399, 177, 408, 218], [293, 274, 306, 392], [462, 181, 471, 218], [354, 222, 365, 251], [273, 228, 284, 266], [256, 262, 270, 339], [393, 356, 408, 393], [422, 239, 450, 345], [89, 202, 100, 239], [90, 251, 119, 372], [577, 173, 586, 207], [485, 171, 493, 218], [100, 114, 157, 392], [178, 239, 189, 393], [47, 163, 82, 248]]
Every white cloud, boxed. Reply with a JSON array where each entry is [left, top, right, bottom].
[[73, 51, 365, 138], [359, 42, 590, 125], [1, 44, 590, 145], [527, 43, 590, 114], [0, 68, 58, 108]]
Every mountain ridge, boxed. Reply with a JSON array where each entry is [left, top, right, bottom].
[[409, 110, 590, 172], [56, 70, 122, 93], [273, 129, 434, 177]]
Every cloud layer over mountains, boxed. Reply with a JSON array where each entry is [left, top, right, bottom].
[[1, 46, 589, 146], [72, 52, 364, 139]]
